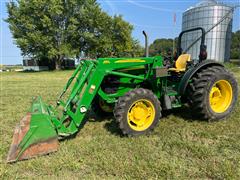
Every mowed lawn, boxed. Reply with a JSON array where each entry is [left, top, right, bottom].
[[0, 65, 240, 179]]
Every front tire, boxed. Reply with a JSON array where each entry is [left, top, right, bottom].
[[188, 66, 238, 120], [114, 88, 162, 136]]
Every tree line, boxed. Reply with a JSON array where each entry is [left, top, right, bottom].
[[231, 30, 240, 59], [6, 0, 143, 70], [6, 0, 239, 70], [149, 31, 240, 60]]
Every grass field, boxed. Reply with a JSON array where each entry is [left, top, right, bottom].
[[0, 65, 240, 179]]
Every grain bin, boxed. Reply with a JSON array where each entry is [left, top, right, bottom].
[[182, 0, 234, 62]]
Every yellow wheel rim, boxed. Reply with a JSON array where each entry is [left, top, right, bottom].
[[209, 80, 233, 113], [127, 99, 155, 131]]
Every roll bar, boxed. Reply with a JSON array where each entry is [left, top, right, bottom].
[[177, 27, 206, 57]]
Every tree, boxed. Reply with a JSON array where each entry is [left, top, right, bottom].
[[110, 15, 136, 57], [6, 0, 140, 69], [231, 30, 240, 60], [149, 38, 177, 57], [130, 39, 145, 57]]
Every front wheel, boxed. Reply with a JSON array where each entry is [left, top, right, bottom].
[[188, 66, 238, 120], [114, 88, 162, 136]]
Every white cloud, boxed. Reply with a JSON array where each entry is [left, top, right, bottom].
[[127, 0, 183, 13]]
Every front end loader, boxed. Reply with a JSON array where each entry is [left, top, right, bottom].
[[7, 28, 238, 163]]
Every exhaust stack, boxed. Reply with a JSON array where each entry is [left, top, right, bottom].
[[143, 31, 149, 57]]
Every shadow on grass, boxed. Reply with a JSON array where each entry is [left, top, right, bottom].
[[61, 106, 206, 139], [162, 106, 206, 122], [19, 69, 75, 73], [58, 110, 122, 141], [87, 110, 113, 123], [87, 110, 123, 136], [101, 106, 205, 136], [163, 106, 192, 121], [104, 120, 123, 136]]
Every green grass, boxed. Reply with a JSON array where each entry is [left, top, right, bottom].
[[0, 67, 240, 179]]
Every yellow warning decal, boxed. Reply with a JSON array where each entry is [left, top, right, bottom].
[[115, 59, 146, 63], [103, 60, 110, 64]]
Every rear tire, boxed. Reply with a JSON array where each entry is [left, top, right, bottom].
[[188, 66, 238, 120], [114, 88, 162, 136]]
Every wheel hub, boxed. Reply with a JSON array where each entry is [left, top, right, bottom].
[[128, 100, 155, 131], [209, 80, 233, 113], [210, 87, 222, 105]]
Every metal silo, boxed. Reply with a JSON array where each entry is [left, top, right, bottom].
[[182, 0, 234, 62]]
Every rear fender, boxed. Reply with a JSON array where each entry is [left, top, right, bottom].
[[178, 60, 224, 96]]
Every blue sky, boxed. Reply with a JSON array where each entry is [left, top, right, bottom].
[[0, 0, 239, 65]]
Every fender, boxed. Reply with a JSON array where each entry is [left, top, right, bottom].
[[178, 60, 224, 96]]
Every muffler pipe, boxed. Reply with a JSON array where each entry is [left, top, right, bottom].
[[143, 31, 149, 57]]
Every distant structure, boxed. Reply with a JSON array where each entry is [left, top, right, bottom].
[[182, 0, 234, 62], [23, 57, 49, 71], [23, 57, 75, 71]]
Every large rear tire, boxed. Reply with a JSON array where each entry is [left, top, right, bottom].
[[114, 88, 162, 136], [188, 66, 238, 120]]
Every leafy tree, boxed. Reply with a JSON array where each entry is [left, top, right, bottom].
[[130, 39, 145, 57], [149, 38, 177, 57], [110, 15, 134, 57], [6, 0, 140, 69], [231, 30, 240, 60]]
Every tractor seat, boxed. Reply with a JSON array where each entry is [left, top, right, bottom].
[[169, 54, 191, 72]]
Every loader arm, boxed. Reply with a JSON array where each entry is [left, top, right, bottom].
[[7, 56, 165, 162], [53, 57, 162, 136]]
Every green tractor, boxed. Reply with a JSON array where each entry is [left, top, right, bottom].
[[7, 27, 238, 163]]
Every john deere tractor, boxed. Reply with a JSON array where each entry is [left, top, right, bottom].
[[7, 27, 238, 163]]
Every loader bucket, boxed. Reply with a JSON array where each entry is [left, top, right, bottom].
[[7, 97, 59, 163]]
